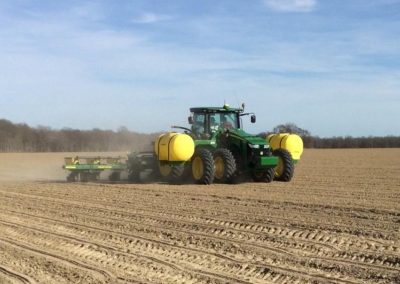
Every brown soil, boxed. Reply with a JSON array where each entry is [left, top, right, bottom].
[[0, 149, 399, 283]]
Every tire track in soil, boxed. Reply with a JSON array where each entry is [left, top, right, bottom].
[[0, 265, 34, 284], [0, 220, 256, 284], [2, 189, 398, 241], [1, 199, 398, 282], [3, 199, 399, 265], [1, 184, 397, 223], [10, 213, 400, 283], [0, 238, 114, 283], [0, 217, 315, 284], [0, 206, 396, 280], [4, 204, 400, 275], [2, 193, 398, 256], [1, 149, 399, 284], [2, 193, 400, 273], [2, 193, 398, 262], [0, 239, 107, 284]]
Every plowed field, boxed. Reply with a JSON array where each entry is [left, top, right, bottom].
[[0, 149, 399, 283]]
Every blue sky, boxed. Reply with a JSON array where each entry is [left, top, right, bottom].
[[0, 0, 399, 137]]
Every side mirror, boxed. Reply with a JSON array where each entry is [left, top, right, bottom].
[[251, 115, 256, 123], [188, 116, 193, 124]]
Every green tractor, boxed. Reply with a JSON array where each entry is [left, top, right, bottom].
[[127, 104, 302, 184]]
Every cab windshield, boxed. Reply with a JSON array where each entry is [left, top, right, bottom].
[[209, 112, 238, 130], [191, 112, 239, 137]]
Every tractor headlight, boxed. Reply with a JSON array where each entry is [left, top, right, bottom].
[[248, 144, 260, 149]]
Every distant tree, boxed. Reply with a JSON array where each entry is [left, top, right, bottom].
[[272, 123, 311, 137], [117, 126, 129, 133]]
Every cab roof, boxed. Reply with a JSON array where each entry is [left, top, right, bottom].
[[190, 106, 243, 113]]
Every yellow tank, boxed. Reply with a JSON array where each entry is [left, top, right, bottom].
[[267, 133, 303, 160], [155, 132, 195, 162]]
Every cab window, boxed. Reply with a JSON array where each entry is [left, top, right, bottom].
[[209, 112, 238, 130], [192, 113, 205, 134]]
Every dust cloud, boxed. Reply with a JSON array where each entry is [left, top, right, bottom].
[[0, 152, 126, 182]]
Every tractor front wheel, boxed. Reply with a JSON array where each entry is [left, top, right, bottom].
[[191, 148, 214, 184], [273, 148, 294, 182], [252, 167, 274, 183], [213, 148, 236, 183]]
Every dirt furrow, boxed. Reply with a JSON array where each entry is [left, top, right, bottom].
[[0, 221, 223, 284], [0, 265, 34, 284], [0, 238, 107, 284], [0, 214, 323, 284], [1, 209, 372, 282], [2, 192, 398, 256], [0, 149, 399, 283], [1, 197, 397, 282], [7, 199, 398, 265], [0, 219, 275, 283], [2, 207, 397, 283], [2, 188, 397, 241], [2, 191, 399, 260]]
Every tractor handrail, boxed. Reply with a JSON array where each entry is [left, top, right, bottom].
[[171, 125, 193, 133]]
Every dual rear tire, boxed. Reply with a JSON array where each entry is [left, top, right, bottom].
[[191, 148, 215, 184], [191, 148, 237, 184]]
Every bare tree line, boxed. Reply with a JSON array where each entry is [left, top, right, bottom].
[[301, 136, 400, 148], [263, 123, 400, 149], [0, 119, 157, 152], [0, 119, 399, 152]]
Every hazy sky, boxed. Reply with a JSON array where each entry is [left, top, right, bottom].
[[1, 0, 399, 137]]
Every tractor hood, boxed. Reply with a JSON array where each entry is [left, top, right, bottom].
[[226, 128, 268, 147]]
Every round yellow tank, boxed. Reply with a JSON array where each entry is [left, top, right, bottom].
[[268, 133, 303, 160], [155, 132, 195, 162]]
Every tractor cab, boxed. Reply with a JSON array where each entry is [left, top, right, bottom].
[[188, 104, 254, 139]]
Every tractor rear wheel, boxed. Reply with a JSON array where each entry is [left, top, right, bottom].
[[213, 148, 236, 183], [273, 148, 294, 182], [158, 162, 186, 184], [252, 167, 274, 183], [168, 164, 186, 184], [191, 148, 214, 184], [158, 162, 172, 177], [80, 172, 99, 182], [79, 172, 89, 182], [109, 171, 121, 182], [66, 172, 77, 182], [128, 170, 140, 182]]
